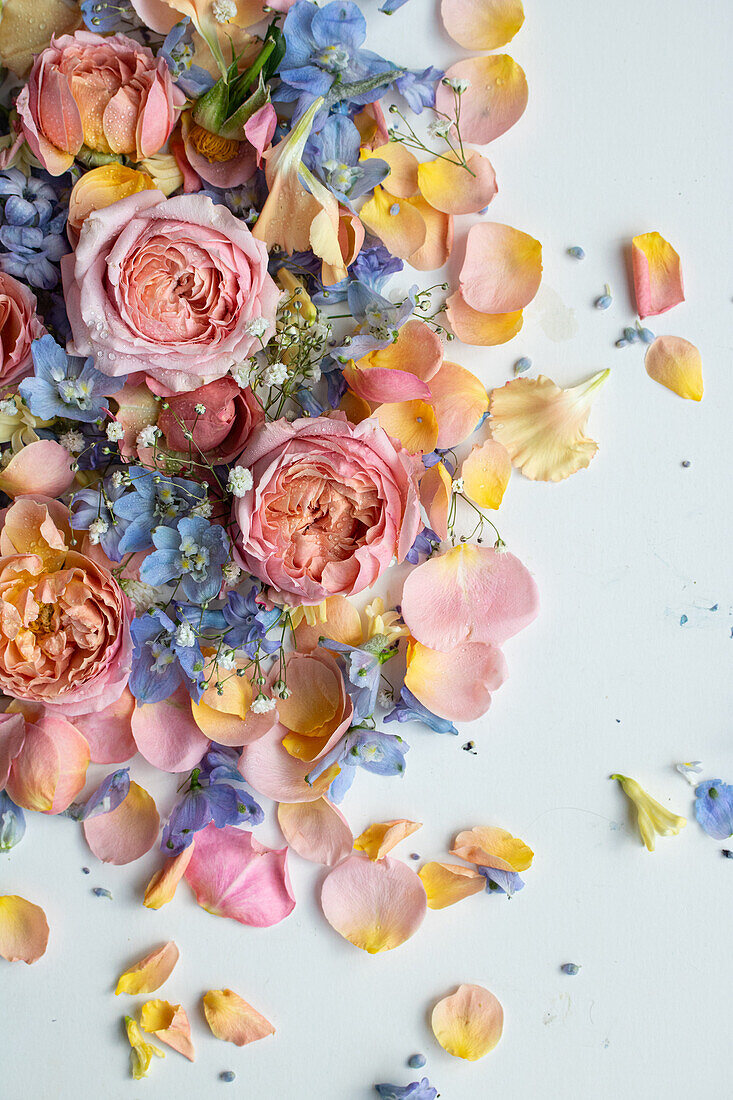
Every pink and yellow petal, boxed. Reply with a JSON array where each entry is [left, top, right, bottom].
[[460, 222, 542, 314], [446, 291, 523, 347], [83, 780, 159, 865], [277, 798, 353, 866], [373, 399, 439, 454], [417, 150, 497, 215], [451, 826, 533, 872], [140, 1000, 195, 1061], [292, 595, 363, 653], [367, 319, 443, 383], [419, 461, 452, 540], [645, 335, 703, 401], [359, 186, 426, 259], [353, 820, 422, 861], [0, 895, 49, 963], [428, 359, 490, 448], [441, 0, 524, 50], [432, 984, 504, 1060], [276, 654, 340, 735], [144, 846, 195, 910], [5, 714, 89, 814], [405, 639, 507, 722], [435, 55, 528, 144], [0, 440, 74, 498], [239, 721, 337, 803], [461, 439, 512, 509], [131, 686, 210, 772], [115, 941, 179, 996], [203, 988, 275, 1046], [344, 360, 432, 404], [321, 853, 427, 953], [632, 231, 684, 318], [418, 862, 486, 909]]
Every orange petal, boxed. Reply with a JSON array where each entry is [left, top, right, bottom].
[[418, 862, 486, 909], [277, 798, 353, 866], [405, 639, 507, 721], [428, 359, 490, 448], [632, 231, 685, 318], [366, 318, 443, 382], [143, 847, 195, 910], [360, 142, 419, 197], [407, 196, 454, 271], [417, 150, 497, 215], [460, 222, 542, 314], [419, 461, 452, 540], [645, 335, 703, 401], [115, 941, 179, 996], [292, 595, 363, 652], [339, 389, 372, 424], [353, 820, 422, 861], [359, 185, 426, 259], [432, 983, 504, 1060], [203, 988, 275, 1047], [435, 55, 528, 144], [277, 651, 341, 735], [83, 780, 159, 865], [489, 370, 609, 482], [321, 853, 427, 953], [446, 291, 523, 347], [0, 895, 49, 963], [461, 439, 512, 509], [451, 826, 533, 872], [140, 1000, 195, 1061], [441, 0, 525, 49], [373, 399, 439, 454]]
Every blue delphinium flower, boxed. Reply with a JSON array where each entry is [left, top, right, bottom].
[[395, 66, 443, 113], [114, 468, 206, 554], [307, 727, 409, 802], [350, 243, 404, 292], [19, 335, 127, 423], [0, 222, 68, 289], [161, 18, 215, 97], [384, 686, 458, 736], [161, 751, 264, 855], [0, 168, 55, 226], [323, 634, 397, 722], [219, 586, 282, 656], [140, 515, 230, 604], [405, 526, 440, 565], [330, 281, 417, 360], [129, 606, 205, 704], [305, 115, 388, 207], [67, 769, 130, 821], [0, 790, 26, 852], [375, 1079, 437, 1100], [694, 779, 733, 840], [478, 866, 525, 897], [70, 476, 131, 561]]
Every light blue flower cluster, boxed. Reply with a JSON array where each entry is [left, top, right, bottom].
[[20, 335, 127, 424]]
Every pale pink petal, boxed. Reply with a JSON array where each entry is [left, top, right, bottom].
[[645, 335, 703, 401], [73, 687, 136, 764], [405, 639, 507, 721], [320, 853, 427, 954], [461, 439, 512, 509], [0, 711, 26, 787], [239, 722, 337, 803], [141, 1000, 195, 1061], [203, 988, 275, 1047], [184, 823, 295, 927], [344, 361, 432, 404], [144, 846, 195, 910], [441, 0, 524, 49], [115, 941, 179, 996], [632, 232, 685, 318], [446, 291, 523, 347], [451, 826, 534, 872], [131, 686, 210, 772], [417, 150, 497, 215], [459, 222, 542, 314], [6, 713, 89, 814], [432, 984, 504, 1060], [435, 55, 528, 144], [0, 440, 73, 498], [0, 895, 49, 963], [277, 799, 353, 866], [401, 543, 539, 652], [244, 103, 277, 166], [353, 820, 422, 861], [419, 462, 452, 540], [418, 862, 486, 909], [429, 359, 490, 449], [83, 780, 159, 865]]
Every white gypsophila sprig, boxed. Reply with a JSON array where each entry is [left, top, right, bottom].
[[227, 465, 254, 497]]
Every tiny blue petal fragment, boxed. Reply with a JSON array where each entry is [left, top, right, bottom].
[[514, 356, 532, 375], [220, 1071, 236, 1082], [0, 790, 26, 851], [407, 1054, 426, 1069], [567, 246, 585, 259], [375, 1079, 437, 1100], [623, 327, 639, 343], [77, 768, 130, 821], [595, 294, 612, 310], [92, 887, 113, 899], [722, 849, 733, 859], [694, 780, 733, 840], [615, 338, 629, 348], [380, 0, 411, 10], [561, 963, 581, 975], [680, 614, 688, 625], [638, 326, 655, 344]]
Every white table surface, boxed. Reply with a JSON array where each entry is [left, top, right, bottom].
[[3, 0, 733, 1097]]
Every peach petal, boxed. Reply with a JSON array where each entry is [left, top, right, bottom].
[[489, 369, 609, 481], [83, 780, 159, 865], [419, 461, 452, 540], [432, 983, 504, 1060], [460, 222, 542, 314], [184, 822, 295, 927], [632, 232, 685, 318], [203, 988, 275, 1047], [6, 714, 89, 814], [644, 335, 703, 401], [0, 440, 73, 498], [406, 197, 454, 271], [293, 595, 363, 653], [369, 319, 443, 380], [0, 711, 26, 787], [144, 846, 195, 910], [405, 639, 507, 721], [192, 671, 274, 747], [0, 895, 49, 963], [239, 721, 337, 803], [451, 825, 533, 872], [446, 291, 523, 347], [140, 1000, 194, 1061], [441, 0, 524, 49], [73, 687, 136, 764], [339, 389, 372, 424], [436, 55, 528, 144], [401, 543, 539, 652], [360, 142, 419, 198], [277, 653, 340, 733], [115, 941, 179, 996], [417, 151, 497, 215], [353, 819, 422, 861], [419, 862, 486, 909], [277, 798, 353, 866], [429, 359, 490, 449], [462, 439, 512, 509], [359, 186, 426, 259], [321, 853, 427, 954], [373, 399, 439, 454], [131, 686, 210, 772]]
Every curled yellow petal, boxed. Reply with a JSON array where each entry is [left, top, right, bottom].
[[115, 941, 179, 996], [645, 335, 703, 401], [141, 1000, 195, 1061], [432, 984, 504, 1060], [354, 820, 422, 861], [461, 439, 511, 509], [611, 774, 686, 852], [203, 988, 275, 1046], [373, 399, 439, 454], [125, 1016, 164, 1080], [419, 862, 486, 909], [68, 164, 156, 242]]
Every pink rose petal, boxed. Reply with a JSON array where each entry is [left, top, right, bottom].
[[0, 895, 49, 963], [5, 712, 89, 815], [459, 222, 542, 314], [115, 941, 179, 996], [432, 983, 504, 1060], [0, 711, 26, 787], [321, 853, 427, 954], [83, 780, 159, 865], [441, 0, 525, 49], [277, 798, 353, 866], [445, 291, 524, 347], [73, 687, 136, 765], [405, 640, 507, 721], [428, 359, 490, 449], [141, 1000, 195, 1061], [0, 440, 73, 498], [435, 55, 528, 144], [244, 103, 277, 166], [131, 686, 210, 772], [632, 231, 685, 318], [203, 988, 275, 1047], [239, 721, 336, 803]]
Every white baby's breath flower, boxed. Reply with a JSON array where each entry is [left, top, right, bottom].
[[222, 561, 242, 586], [231, 364, 252, 388], [59, 429, 85, 454], [451, 477, 464, 493], [0, 397, 18, 417], [110, 470, 127, 488], [106, 421, 125, 442], [445, 77, 470, 93], [194, 403, 207, 415], [245, 317, 269, 338], [88, 518, 109, 544], [263, 361, 288, 386], [137, 424, 161, 448], [212, 0, 236, 21], [428, 119, 452, 139], [119, 579, 164, 612], [217, 649, 237, 671], [377, 688, 394, 709], [191, 498, 213, 519], [227, 465, 254, 497], [175, 620, 196, 648], [251, 694, 277, 714]]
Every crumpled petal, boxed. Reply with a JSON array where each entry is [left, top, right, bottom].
[[417, 151, 497, 215], [644, 336, 703, 401], [419, 461, 452, 540], [293, 595, 363, 653], [405, 640, 507, 721], [125, 1015, 164, 1080], [203, 988, 275, 1047], [0, 440, 73, 498], [435, 55, 528, 144], [360, 186, 426, 259], [401, 543, 539, 652], [432, 984, 504, 1060], [490, 369, 609, 481], [131, 686, 210, 772], [353, 820, 422, 861], [428, 359, 490, 448], [321, 853, 427, 953], [632, 232, 685, 318], [373, 400, 439, 454], [459, 222, 542, 314], [0, 895, 49, 963], [83, 780, 159, 865], [418, 862, 486, 909], [144, 846, 195, 909], [461, 439, 512, 509], [446, 291, 523, 346], [451, 826, 533, 871], [360, 142, 419, 198], [277, 798, 353, 866], [140, 1000, 194, 1061], [441, 0, 524, 49], [115, 941, 179, 996], [184, 822, 295, 927]]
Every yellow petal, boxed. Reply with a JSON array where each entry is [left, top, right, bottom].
[[631, 231, 685, 318], [359, 186, 426, 259], [354, 820, 422, 860], [68, 165, 156, 241], [372, 399, 439, 454], [417, 150, 497, 216], [141, 1000, 195, 1061], [0, 895, 49, 963], [0, 0, 81, 77], [432, 984, 504, 1060], [115, 941, 179, 996], [441, 0, 525, 50], [339, 389, 373, 424], [418, 862, 486, 909], [446, 291, 523, 346], [143, 846, 195, 910], [360, 142, 419, 197], [461, 439, 512, 509], [451, 826, 533, 872], [203, 988, 275, 1046], [645, 335, 703, 401], [125, 1016, 164, 1080]]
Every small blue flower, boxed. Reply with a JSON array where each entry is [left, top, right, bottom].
[[161, 756, 264, 855], [140, 515, 230, 605], [324, 636, 397, 722], [694, 779, 733, 840], [350, 244, 404, 292], [129, 606, 205, 704], [375, 1079, 437, 1100], [0, 168, 55, 226], [478, 866, 525, 897], [114, 468, 206, 554], [395, 67, 443, 113], [80, 0, 136, 32], [70, 477, 132, 562], [0, 223, 68, 289], [330, 281, 416, 360], [384, 686, 458, 736], [0, 790, 26, 851], [405, 526, 440, 564], [307, 727, 409, 803], [20, 335, 126, 423], [305, 115, 388, 207], [160, 18, 215, 97], [219, 586, 282, 655]]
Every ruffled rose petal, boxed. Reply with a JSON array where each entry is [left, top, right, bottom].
[[184, 823, 295, 927], [460, 222, 542, 314], [451, 826, 533, 872], [418, 862, 486, 909], [373, 400, 439, 454], [432, 984, 504, 1060], [401, 543, 539, 652], [73, 688, 136, 764], [419, 461, 452, 540], [131, 686, 210, 772], [446, 291, 523, 347], [436, 55, 528, 144], [407, 197, 454, 271], [353, 820, 421, 861], [360, 143, 419, 198], [461, 439, 512, 509], [277, 798, 353, 866], [0, 440, 73, 498], [359, 186, 426, 259], [632, 232, 685, 318], [417, 151, 497, 215], [428, 359, 490, 449], [115, 941, 179, 996], [0, 895, 49, 963], [239, 721, 337, 803], [441, 0, 524, 49], [203, 989, 275, 1047], [144, 846, 195, 910], [405, 639, 507, 721], [293, 595, 363, 653], [645, 336, 703, 401], [83, 780, 159, 865], [489, 369, 609, 481], [141, 1000, 195, 1061], [321, 853, 427, 954]]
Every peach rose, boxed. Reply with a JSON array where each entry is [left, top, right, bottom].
[[16, 30, 185, 176], [0, 272, 45, 386], [231, 414, 422, 604]]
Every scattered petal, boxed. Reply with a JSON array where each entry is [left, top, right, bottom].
[[417, 150, 497, 215], [361, 143, 419, 198], [292, 595, 363, 653], [140, 1000, 195, 1061], [435, 55, 528, 144], [125, 1015, 164, 1080], [83, 781, 160, 865], [611, 774, 686, 852], [321, 853, 427, 953], [360, 186, 426, 259], [277, 798, 353, 866], [645, 336, 703, 401], [132, 686, 210, 772], [405, 640, 507, 721], [432, 983, 504, 1060], [203, 988, 275, 1047], [446, 291, 523, 347], [354, 820, 422, 860], [418, 862, 486, 909], [695, 780, 733, 840], [631, 232, 684, 318], [451, 826, 533, 871], [239, 721, 337, 803], [419, 461, 452, 540], [144, 846, 195, 910], [192, 670, 274, 747], [0, 895, 49, 963], [428, 359, 490, 448], [406, 197, 454, 271], [459, 222, 542, 314], [461, 439, 512, 509], [441, 0, 525, 50], [0, 440, 74, 498], [373, 400, 439, 454], [115, 941, 179, 996]]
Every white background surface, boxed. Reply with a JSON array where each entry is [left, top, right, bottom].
[[3, 1, 733, 1097]]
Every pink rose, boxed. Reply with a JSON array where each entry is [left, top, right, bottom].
[[231, 414, 422, 604], [16, 31, 185, 176], [61, 190, 279, 392], [158, 375, 264, 463], [0, 273, 45, 386]]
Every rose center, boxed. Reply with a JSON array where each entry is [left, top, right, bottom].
[[28, 602, 56, 635]]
